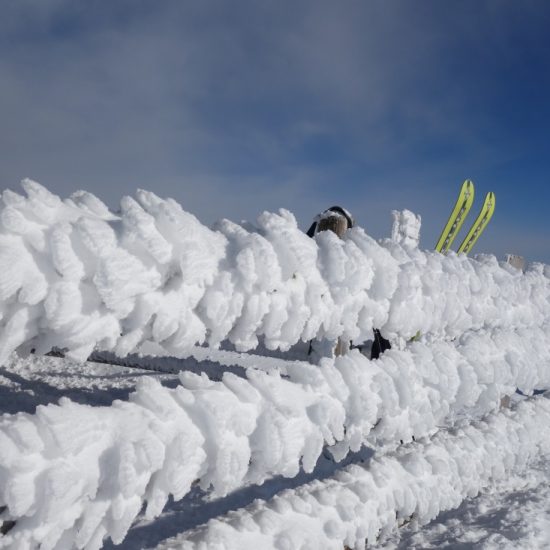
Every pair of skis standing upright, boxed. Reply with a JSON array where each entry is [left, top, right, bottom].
[[435, 179, 496, 256]]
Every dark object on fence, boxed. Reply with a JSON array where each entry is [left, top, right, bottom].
[[371, 328, 391, 360], [0, 520, 15, 535], [0, 505, 15, 535]]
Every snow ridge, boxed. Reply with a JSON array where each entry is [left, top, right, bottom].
[[0, 180, 549, 362]]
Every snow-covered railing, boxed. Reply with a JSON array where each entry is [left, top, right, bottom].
[[2, 324, 550, 549], [162, 393, 550, 550], [0, 180, 549, 363]]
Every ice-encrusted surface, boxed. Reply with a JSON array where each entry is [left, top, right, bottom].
[[0, 180, 549, 362], [2, 181, 550, 549], [158, 394, 550, 550], [2, 321, 550, 549]]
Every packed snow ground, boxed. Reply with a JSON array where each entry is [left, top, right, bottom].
[[1, 182, 550, 549]]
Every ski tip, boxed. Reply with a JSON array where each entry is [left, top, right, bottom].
[[461, 179, 475, 200]]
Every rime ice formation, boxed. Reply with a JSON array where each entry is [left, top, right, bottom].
[[2, 324, 550, 549], [391, 208, 421, 248], [161, 394, 550, 550], [1, 180, 550, 550], [0, 180, 549, 363]]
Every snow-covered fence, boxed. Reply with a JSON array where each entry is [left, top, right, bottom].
[[3, 181, 550, 549], [2, 323, 550, 549], [1, 180, 550, 363], [159, 393, 550, 550]]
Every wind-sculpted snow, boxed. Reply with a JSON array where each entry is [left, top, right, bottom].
[[1, 180, 550, 362], [2, 325, 550, 549], [161, 394, 550, 550]]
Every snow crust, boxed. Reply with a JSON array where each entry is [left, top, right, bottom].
[[155, 394, 550, 550], [1, 180, 550, 362]]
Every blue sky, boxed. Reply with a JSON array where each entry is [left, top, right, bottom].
[[1, 0, 550, 262]]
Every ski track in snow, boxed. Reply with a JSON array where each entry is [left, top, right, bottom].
[[89, 342, 305, 379]]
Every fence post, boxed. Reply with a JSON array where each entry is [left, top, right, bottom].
[[317, 214, 349, 356]]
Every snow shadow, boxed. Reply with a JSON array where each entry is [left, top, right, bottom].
[[0, 367, 141, 414], [90, 351, 251, 381]]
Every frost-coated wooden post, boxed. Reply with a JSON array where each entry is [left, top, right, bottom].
[[317, 214, 349, 356], [317, 215, 348, 238], [505, 254, 525, 272]]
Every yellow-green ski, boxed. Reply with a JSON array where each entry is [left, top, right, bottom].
[[435, 180, 475, 253], [457, 191, 495, 254]]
